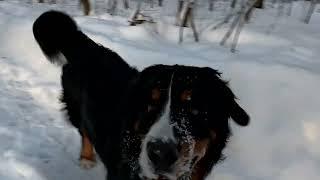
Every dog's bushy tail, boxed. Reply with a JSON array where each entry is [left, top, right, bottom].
[[33, 11, 78, 65]]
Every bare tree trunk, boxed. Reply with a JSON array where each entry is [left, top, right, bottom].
[[245, 5, 254, 22], [220, 13, 240, 46], [277, 0, 285, 17], [176, 0, 185, 26], [159, 0, 163, 6], [271, 0, 277, 7], [107, 0, 118, 15], [211, 12, 235, 30], [304, 0, 318, 24], [123, 0, 129, 9], [209, 0, 214, 11], [129, 0, 143, 25], [189, 4, 199, 42], [254, 0, 264, 9], [231, 12, 246, 52], [266, 0, 286, 34], [179, 1, 199, 43], [179, 2, 189, 42], [286, 0, 293, 16], [231, 0, 237, 8], [221, 0, 257, 52], [81, 0, 91, 15], [38, 0, 57, 4]]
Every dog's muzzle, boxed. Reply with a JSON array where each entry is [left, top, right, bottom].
[[146, 138, 179, 173]]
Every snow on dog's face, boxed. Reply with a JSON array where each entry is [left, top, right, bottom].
[[123, 65, 250, 180]]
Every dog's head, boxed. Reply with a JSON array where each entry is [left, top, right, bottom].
[[123, 65, 249, 179]]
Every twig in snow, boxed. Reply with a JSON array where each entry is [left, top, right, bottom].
[[128, 0, 154, 26]]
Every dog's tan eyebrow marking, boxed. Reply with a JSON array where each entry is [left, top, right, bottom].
[[151, 88, 161, 101], [181, 90, 192, 101], [134, 119, 140, 132]]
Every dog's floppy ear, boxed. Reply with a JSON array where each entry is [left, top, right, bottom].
[[230, 100, 250, 126], [202, 67, 250, 126]]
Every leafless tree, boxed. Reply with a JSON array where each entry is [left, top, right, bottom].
[[128, 0, 154, 25], [107, 0, 118, 15], [209, 0, 215, 11], [220, 0, 257, 52], [159, 0, 163, 6], [124, 0, 130, 9], [80, 0, 91, 15], [304, 0, 318, 23], [107, 0, 130, 15], [37, 0, 56, 3], [129, 0, 143, 25], [38, 0, 55, 3], [179, 0, 199, 43], [176, 0, 185, 26], [286, 0, 293, 16], [254, 0, 263, 8], [32, 0, 319, 52], [231, 0, 238, 8]]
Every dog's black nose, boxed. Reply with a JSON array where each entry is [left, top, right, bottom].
[[146, 139, 178, 172]]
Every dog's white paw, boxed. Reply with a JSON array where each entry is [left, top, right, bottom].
[[79, 158, 96, 169]]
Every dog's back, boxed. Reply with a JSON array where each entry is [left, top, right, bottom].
[[33, 11, 139, 179]]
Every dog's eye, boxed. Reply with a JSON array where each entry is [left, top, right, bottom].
[[191, 109, 199, 115], [151, 88, 161, 101], [181, 90, 192, 102], [147, 105, 156, 112], [177, 143, 182, 152]]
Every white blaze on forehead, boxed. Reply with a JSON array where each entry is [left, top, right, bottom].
[[145, 90, 175, 142], [144, 73, 176, 142], [139, 74, 176, 179]]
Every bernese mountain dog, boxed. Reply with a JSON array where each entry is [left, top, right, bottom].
[[33, 11, 250, 180]]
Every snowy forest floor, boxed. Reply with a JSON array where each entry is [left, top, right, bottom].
[[0, 0, 319, 180]]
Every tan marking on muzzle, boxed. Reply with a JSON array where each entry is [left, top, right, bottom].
[[175, 138, 210, 178], [191, 131, 217, 180], [188, 138, 211, 180], [193, 138, 210, 159]]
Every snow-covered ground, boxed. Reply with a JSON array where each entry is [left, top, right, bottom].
[[0, 0, 319, 180]]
